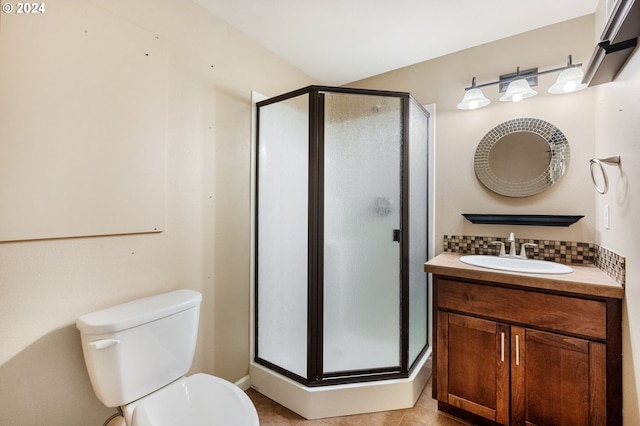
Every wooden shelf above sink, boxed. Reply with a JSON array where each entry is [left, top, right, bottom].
[[462, 214, 584, 227]]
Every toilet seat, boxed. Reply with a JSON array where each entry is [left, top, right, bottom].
[[127, 373, 259, 426]]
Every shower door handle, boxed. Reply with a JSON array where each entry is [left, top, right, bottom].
[[393, 229, 401, 243]]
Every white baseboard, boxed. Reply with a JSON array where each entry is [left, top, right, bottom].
[[235, 374, 252, 391]]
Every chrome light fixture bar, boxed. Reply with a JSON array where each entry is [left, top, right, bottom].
[[457, 55, 586, 110]]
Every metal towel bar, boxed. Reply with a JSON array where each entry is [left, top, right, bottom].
[[589, 155, 621, 194]]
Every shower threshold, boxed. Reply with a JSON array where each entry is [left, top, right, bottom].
[[249, 349, 432, 420]]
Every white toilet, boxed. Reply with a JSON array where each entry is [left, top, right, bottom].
[[76, 289, 259, 426]]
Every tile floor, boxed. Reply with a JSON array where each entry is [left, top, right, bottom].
[[246, 376, 472, 426]]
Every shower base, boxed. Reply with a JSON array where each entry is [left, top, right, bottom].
[[249, 349, 432, 420]]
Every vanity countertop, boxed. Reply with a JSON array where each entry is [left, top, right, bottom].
[[425, 252, 624, 299]]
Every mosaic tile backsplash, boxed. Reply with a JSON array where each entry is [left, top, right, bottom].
[[443, 235, 625, 286], [595, 245, 626, 286]]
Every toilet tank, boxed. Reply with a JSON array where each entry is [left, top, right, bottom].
[[76, 289, 203, 407]]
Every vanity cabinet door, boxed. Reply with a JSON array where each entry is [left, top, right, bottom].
[[436, 311, 510, 425], [510, 327, 607, 426]]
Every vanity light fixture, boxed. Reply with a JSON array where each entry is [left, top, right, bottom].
[[456, 77, 491, 110], [457, 55, 585, 110], [548, 56, 588, 94], [499, 72, 538, 102]]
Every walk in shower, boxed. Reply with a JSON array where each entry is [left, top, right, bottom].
[[251, 86, 430, 419]]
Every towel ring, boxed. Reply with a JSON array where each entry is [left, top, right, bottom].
[[590, 156, 621, 194]]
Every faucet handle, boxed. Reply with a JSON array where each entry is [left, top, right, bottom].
[[490, 241, 506, 257], [519, 243, 538, 259]]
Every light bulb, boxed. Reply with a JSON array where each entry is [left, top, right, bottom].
[[563, 81, 577, 93]]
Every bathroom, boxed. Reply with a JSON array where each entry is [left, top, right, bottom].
[[0, 0, 638, 425]]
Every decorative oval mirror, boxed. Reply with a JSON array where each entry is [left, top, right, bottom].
[[474, 118, 570, 197]]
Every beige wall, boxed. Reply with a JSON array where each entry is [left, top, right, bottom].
[[593, 34, 640, 426], [0, 1, 316, 425], [348, 16, 597, 247], [350, 12, 640, 426], [591, 5, 640, 424]]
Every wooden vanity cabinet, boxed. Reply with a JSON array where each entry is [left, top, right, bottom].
[[433, 276, 622, 426]]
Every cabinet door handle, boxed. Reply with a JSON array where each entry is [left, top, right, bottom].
[[500, 332, 505, 362], [515, 335, 520, 366]]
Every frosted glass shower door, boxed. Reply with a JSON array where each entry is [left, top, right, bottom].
[[323, 93, 402, 373], [408, 99, 429, 366], [256, 94, 309, 378]]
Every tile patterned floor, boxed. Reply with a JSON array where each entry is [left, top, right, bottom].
[[246, 376, 472, 426]]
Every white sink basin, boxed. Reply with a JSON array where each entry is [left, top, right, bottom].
[[460, 255, 573, 274]]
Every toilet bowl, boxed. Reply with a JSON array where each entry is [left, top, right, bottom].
[[125, 374, 258, 426], [76, 289, 259, 426]]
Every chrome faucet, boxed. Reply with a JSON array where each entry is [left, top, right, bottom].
[[506, 232, 517, 257], [491, 232, 538, 259]]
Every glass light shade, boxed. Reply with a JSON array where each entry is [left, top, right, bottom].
[[499, 78, 538, 102], [548, 67, 587, 94], [457, 88, 490, 110]]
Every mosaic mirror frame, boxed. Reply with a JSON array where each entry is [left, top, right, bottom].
[[474, 117, 570, 197]]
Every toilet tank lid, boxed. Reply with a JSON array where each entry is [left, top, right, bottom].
[[76, 289, 202, 335]]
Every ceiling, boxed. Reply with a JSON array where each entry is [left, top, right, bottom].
[[193, 0, 598, 86]]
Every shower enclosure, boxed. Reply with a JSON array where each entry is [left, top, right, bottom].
[[252, 86, 430, 417]]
